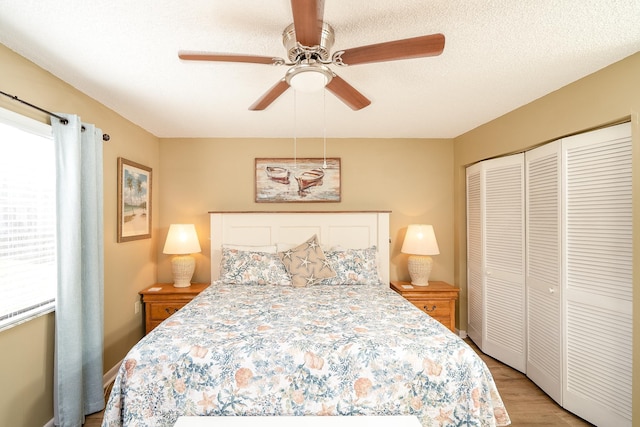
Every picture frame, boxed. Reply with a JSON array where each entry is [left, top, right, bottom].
[[117, 157, 152, 242], [255, 158, 341, 203]]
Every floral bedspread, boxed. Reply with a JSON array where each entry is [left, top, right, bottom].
[[103, 283, 510, 426]]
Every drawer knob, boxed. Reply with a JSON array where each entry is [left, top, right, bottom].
[[165, 307, 178, 315], [423, 305, 436, 312]]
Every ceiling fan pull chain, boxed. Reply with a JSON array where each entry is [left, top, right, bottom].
[[293, 88, 297, 169], [323, 89, 327, 169]]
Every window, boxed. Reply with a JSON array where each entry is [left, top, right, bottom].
[[0, 107, 56, 331]]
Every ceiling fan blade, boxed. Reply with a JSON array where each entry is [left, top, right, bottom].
[[290, 0, 325, 47], [325, 74, 371, 111], [335, 33, 445, 66], [249, 79, 290, 110], [179, 51, 284, 65]]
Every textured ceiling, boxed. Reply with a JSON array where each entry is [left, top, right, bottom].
[[1, 0, 639, 138]]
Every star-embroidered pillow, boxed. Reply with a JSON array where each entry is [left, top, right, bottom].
[[278, 234, 336, 287]]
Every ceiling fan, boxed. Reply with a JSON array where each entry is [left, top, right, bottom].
[[178, 0, 445, 111]]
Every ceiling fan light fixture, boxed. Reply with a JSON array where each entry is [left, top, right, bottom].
[[286, 64, 333, 92]]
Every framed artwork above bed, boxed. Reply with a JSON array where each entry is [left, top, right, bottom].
[[255, 158, 341, 203]]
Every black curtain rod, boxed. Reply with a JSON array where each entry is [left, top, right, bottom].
[[0, 90, 110, 141]]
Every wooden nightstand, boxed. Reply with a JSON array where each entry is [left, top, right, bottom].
[[390, 281, 460, 333], [139, 283, 209, 334]]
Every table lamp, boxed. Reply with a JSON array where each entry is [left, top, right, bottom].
[[163, 224, 201, 287], [401, 224, 440, 286]]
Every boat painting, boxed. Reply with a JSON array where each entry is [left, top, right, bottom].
[[266, 166, 290, 184], [255, 158, 341, 203], [295, 168, 324, 193]]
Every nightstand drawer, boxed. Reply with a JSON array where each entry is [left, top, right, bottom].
[[390, 281, 459, 333], [410, 299, 451, 318], [149, 302, 187, 321], [140, 283, 210, 334]]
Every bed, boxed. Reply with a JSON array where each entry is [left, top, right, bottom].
[[103, 211, 510, 427]]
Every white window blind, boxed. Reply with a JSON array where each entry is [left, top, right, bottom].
[[0, 107, 56, 331]]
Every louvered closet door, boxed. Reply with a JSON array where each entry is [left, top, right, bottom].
[[483, 154, 526, 372], [466, 163, 483, 347], [525, 141, 562, 404], [562, 122, 632, 427]]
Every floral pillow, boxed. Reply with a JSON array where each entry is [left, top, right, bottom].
[[220, 248, 291, 286], [278, 234, 336, 288], [322, 246, 380, 285]]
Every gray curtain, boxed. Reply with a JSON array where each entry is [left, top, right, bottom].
[[52, 114, 104, 427]]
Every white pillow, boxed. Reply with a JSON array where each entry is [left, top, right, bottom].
[[222, 244, 277, 254]]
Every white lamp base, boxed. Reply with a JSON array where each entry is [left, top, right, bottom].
[[171, 255, 195, 288], [407, 255, 433, 286]]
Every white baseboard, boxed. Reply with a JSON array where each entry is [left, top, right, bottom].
[[458, 329, 467, 339], [42, 359, 123, 427]]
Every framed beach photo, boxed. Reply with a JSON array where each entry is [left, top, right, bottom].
[[117, 157, 152, 242], [255, 158, 341, 203]]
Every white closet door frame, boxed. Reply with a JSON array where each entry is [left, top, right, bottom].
[[482, 154, 527, 372], [525, 141, 563, 403], [466, 163, 483, 347], [562, 122, 632, 427]]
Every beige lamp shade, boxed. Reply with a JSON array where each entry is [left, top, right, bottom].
[[163, 224, 202, 254], [163, 224, 201, 287], [401, 224, 440, 286]]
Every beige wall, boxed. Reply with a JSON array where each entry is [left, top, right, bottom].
[[0, 44, 160, 426], [156, 137, 455, 285], [452, 51, 639, 422]]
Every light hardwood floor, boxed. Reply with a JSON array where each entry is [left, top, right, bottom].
[[84, 338, 593, 426], [464, 339, 592, 426]]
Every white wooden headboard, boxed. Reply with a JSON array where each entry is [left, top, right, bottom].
[[210, 211, 390, 284]]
